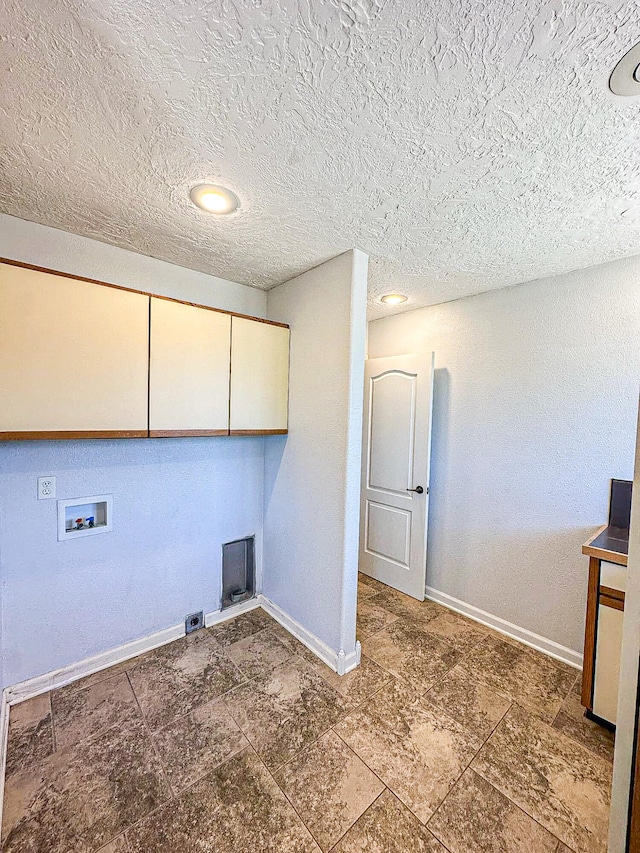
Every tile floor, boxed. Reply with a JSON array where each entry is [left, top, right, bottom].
[[1, 577, 615, 852]]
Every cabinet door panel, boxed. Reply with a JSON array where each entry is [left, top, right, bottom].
[[149, 297, 231, 434], [230, 318, 289, 433], [0, 264, 149, 435]]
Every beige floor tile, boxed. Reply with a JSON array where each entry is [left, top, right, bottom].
[[552, 676, 614, 762], [356, 600, 399, 639], [52, 659, 136, 697], [126, 748, 320, 852], [357, 574, 389, 594], [459, 636, 577, 722], [207, 608, 275, 647], [428, 768, 559, 852], [362, 619, 461, 693], [1, 598, 612, 852], [422, 610, 489, 654], [225, 628, 294, 679], [97, 838, 129, 852], [472, 705, 612, 852], [224, 657, 352, 771], [332, 789, 446, 852], [425, 665, 511, 740], [357, 580, 379, 600], [275, 730, 384, 851], [127, 630, 243, 730], [151, 697, 249, 793], [310, 654, 394, 706], [5, 694, 53, 778], [2, 720, 170, 853], [267, 622, 324, 666], [335, 679, 481, 823], [367, 588, 444, 625], [51, 673, 141, 750]]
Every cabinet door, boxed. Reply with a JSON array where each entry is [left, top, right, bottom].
[[149, 297, 231, 435], [230, 317, 289, 434], [592, 602, 624, 725], [0, 263, 149, 438]]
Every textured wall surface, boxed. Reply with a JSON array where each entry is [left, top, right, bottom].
[[0, 214, 267, 317], [1, 1, 639, 316], [0, 438, 264, 689], [368, 254, 640, 653], [0, 217, 266, 689], [264, 251, 368, 656]]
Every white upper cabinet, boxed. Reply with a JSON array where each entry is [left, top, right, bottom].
[[0, 263, 149, 437], [0, 261, 290, 440], [230, 317, 290, 433], [149, 297, 231, 435]]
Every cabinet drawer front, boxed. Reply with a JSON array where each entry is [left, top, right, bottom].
[[149, 298, 231, 433], [230, 317, 289, 432], [0, 264, 149, 433]]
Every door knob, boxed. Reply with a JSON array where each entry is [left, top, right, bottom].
[[406, 486, 424, 494]]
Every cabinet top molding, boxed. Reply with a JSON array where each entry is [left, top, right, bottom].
[[0, 258, 289, 329]]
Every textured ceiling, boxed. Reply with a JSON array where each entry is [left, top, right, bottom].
[[1, 0, 640, 318]]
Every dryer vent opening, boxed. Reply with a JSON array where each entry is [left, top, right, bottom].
[[222, 536, 255, 609]]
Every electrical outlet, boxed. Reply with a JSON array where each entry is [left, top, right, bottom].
[[185, 611, 204, 634], [37, 476, 56, 500]]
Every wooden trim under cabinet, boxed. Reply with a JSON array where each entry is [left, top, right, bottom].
[[230, 429, 288, 436], [600, 594, 625, 612], [0, 430, 149, 441], [0, 257, 289, 329], [149, 429, 229, 438]]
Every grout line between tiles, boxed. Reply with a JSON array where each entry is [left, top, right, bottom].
[[48, 691, 57, 754], [424, 702, 513, 834], [246, 743, 326, 852], [125, 671, 175, 800]]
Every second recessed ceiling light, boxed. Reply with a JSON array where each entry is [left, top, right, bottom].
[[380, 293, 408, 305], [190, 184, 239, 214]]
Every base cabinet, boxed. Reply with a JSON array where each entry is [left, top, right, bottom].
[[581, 556, 626, 727]]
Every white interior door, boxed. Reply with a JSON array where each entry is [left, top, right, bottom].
[[359, 353, 434, 600]]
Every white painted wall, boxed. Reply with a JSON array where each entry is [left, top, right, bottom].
[[0, 214, 267, 315], [609, 398, 640, 853], [368, 255, 640, 655], [0, 215, 267, 689], [264, 251, 368, 660]]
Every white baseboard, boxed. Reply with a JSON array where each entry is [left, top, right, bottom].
[[426, 586, 583, 670], [260, 596, 361, 675], [4, 622, 186, 707], [204, 596, 262, 627], [6, 594, 357, 709]]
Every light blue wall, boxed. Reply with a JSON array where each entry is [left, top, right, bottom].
[[0, 437, 264, 689]]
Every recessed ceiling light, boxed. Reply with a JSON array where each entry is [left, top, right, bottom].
[[190, 184, 239, 214], [609, 41, 640, 96], [380, 293, 408, 305]]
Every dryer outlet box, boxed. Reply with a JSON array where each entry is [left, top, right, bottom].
[[185, 611, 204, 634]]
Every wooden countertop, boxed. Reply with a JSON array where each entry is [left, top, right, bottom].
[[582, 524, 629, 566]]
